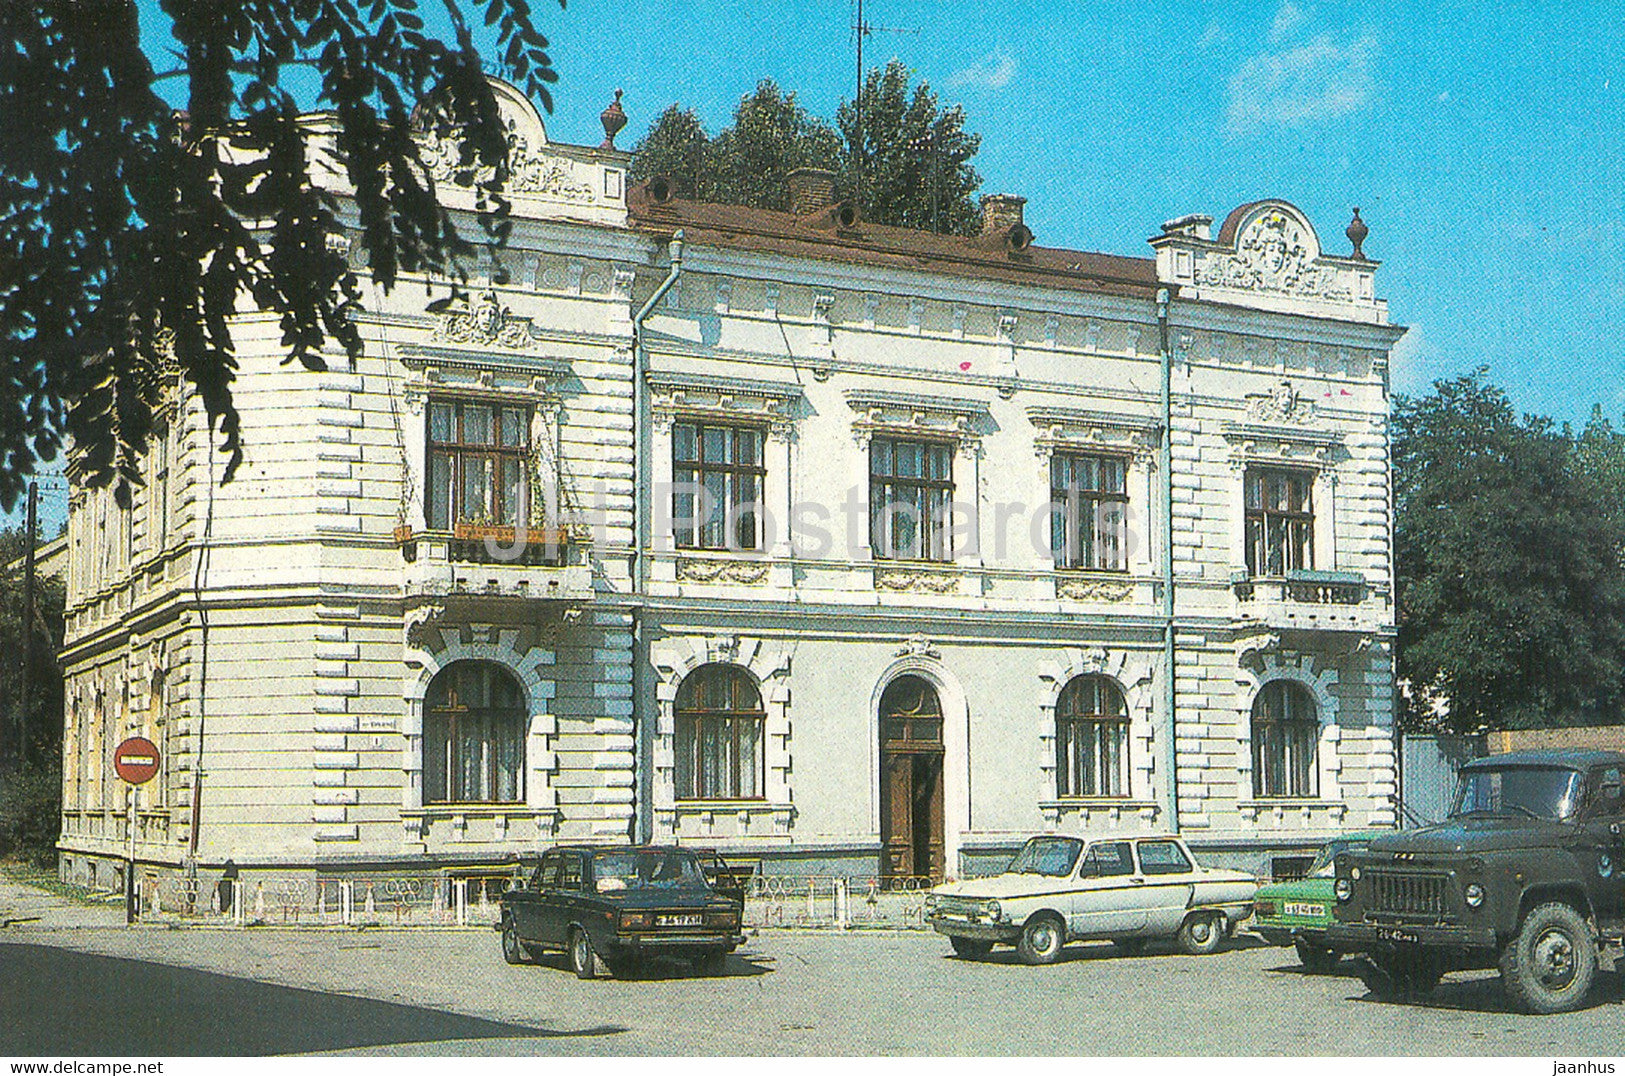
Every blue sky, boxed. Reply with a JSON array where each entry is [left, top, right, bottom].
[[9, 0, 1623, 535]]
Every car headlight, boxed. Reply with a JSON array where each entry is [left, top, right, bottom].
[[1464, 883, 1484, 908], [1334, 878, 1352, 902], [983, 899, 1002, 922]]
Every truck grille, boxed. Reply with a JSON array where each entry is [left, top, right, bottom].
[[1368, 872, 1447, 918]]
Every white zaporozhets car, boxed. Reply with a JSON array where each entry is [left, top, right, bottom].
[[926, 833, 1258, 964]]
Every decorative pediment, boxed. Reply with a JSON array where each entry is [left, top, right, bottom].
[[1026, 405, 1159, 461], [1153, 201, 1382, 318], [845, 389, 989, 446], [418, 79, 598, 205], [1222, 379, 1342, 467], [648, 371, 801, 436]]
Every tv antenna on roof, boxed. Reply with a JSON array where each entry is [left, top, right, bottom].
[[852, 0, 919, 204]]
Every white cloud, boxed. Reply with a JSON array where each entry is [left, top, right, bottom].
[[1225, 31, 1377, 133], [1268, 1, 1306, 43], [1388, 325, 1467, 396], [948, 51, 1017, 91]]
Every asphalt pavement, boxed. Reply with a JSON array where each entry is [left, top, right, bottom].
[[1, 875, 1621, 1056]]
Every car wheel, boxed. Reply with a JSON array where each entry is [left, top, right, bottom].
[[1498, 901, 1597, 1014], [1112, 937, 1149, 956], [1294, 937, 1341, 973], [1360, 952, 1443, 1001], [570, 927, 603, 980], [1176, 912, 1224, 955], [950, 936, 994, 960], [1016, 915, 1066, 965], [500, 915, 531, 966]]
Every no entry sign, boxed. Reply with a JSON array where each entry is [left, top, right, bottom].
[[112, 736, 160, 785]]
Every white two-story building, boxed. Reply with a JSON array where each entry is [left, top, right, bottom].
[[57, 80, 1405, 893]]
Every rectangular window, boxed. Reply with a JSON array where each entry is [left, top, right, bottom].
[[1056, 718, 1129, 797], [1078, 841, 1136, 878], [1245, 468, 1314, 576], [672, 421, 765, 550], [425, 399, 532, 530], [1051, 453, 1128, 570], [870, 438, 954, 561], [1137, 839, 1194, 876]]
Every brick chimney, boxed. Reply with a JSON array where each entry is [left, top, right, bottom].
[[980, 193, 1027, 236], [788, 168, 838, 215]]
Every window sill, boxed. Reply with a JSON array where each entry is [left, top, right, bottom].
[[1238, 799, 1348, 823], [672, 799, 775, 810], [1040, 798, 1160, 822]]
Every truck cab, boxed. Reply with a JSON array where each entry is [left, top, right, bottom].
[[1328, 749, 1625, 1012]]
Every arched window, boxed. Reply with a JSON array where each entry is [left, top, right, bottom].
[[675, 665, 764, 801], [1252, 680, 1318, 798], [423, 662, 527, 805], [1056, 676, 1129, 798]]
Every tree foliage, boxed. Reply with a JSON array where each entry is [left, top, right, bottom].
[[0, 0, 565, 512], [1394, 371, 1625, 732], [630, 61, 983, 233], [0, 526, 66, 767], [837, 60, 982, 235], [630, 80, 841, 212]]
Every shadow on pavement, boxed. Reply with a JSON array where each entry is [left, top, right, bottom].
[[0, 942, 626, 1055], [1347, 966, 1624, 1014], [944, 935, 1263, 967], [528, 949, 774, 980]]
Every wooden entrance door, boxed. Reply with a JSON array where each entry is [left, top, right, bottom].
[[879, 676, 945, 884]]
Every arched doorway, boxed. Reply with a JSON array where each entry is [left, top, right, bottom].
[[879, 674, 945, 884]]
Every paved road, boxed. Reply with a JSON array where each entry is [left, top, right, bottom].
[[3, 919, 1622, 1055]]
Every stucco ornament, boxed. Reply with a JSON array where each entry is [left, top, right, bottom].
[[1246, 380, 1317, 425], [1199, 209, 1351, 301], [433, 289, 537, 350], [423, 117, 596, 203]]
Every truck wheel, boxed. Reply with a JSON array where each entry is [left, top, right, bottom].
[[1176, 912, 1225, 955], [1017, 915, 1066, 965], [950, 936, 994, 960], [1294, 937, 1341, 973], [1360, 952, 1442, 1000], [1498, 901, 1597, 1014]]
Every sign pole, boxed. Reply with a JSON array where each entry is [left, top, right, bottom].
[[125, 783, 136, 925]]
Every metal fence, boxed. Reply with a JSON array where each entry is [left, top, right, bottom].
[[131, 870, 938, 931]]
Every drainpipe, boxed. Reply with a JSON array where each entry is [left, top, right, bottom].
[[629, 230, 684, 844], [1157, 287, 1181, 833]]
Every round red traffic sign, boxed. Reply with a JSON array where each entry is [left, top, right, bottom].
[[113, 736, 160, 785]]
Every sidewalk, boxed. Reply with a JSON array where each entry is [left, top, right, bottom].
[[0, 869, 126, 930]]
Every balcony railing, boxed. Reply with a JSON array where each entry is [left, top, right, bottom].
[[1232, 568, 1367, 605]]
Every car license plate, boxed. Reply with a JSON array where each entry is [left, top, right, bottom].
[[1283, 902, 1324, 918], [1377, 927, 1419, 944], [658, 914, 703, 927]]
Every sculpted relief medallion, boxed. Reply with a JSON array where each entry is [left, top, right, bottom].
[[1198, 209, 1352, 301]]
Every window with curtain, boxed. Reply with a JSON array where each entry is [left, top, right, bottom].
[[1055, 675, 1129, 797], [870, 438, 954, 561], [674, 665, 765, 800], [426, 399, 532, 530], [1051, 453, 1128, 570], [672, 421, 765, 550], [422, 661, 527, 805], [1245, 468, 1314, 576], [1251, 680, 1319, 798]]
